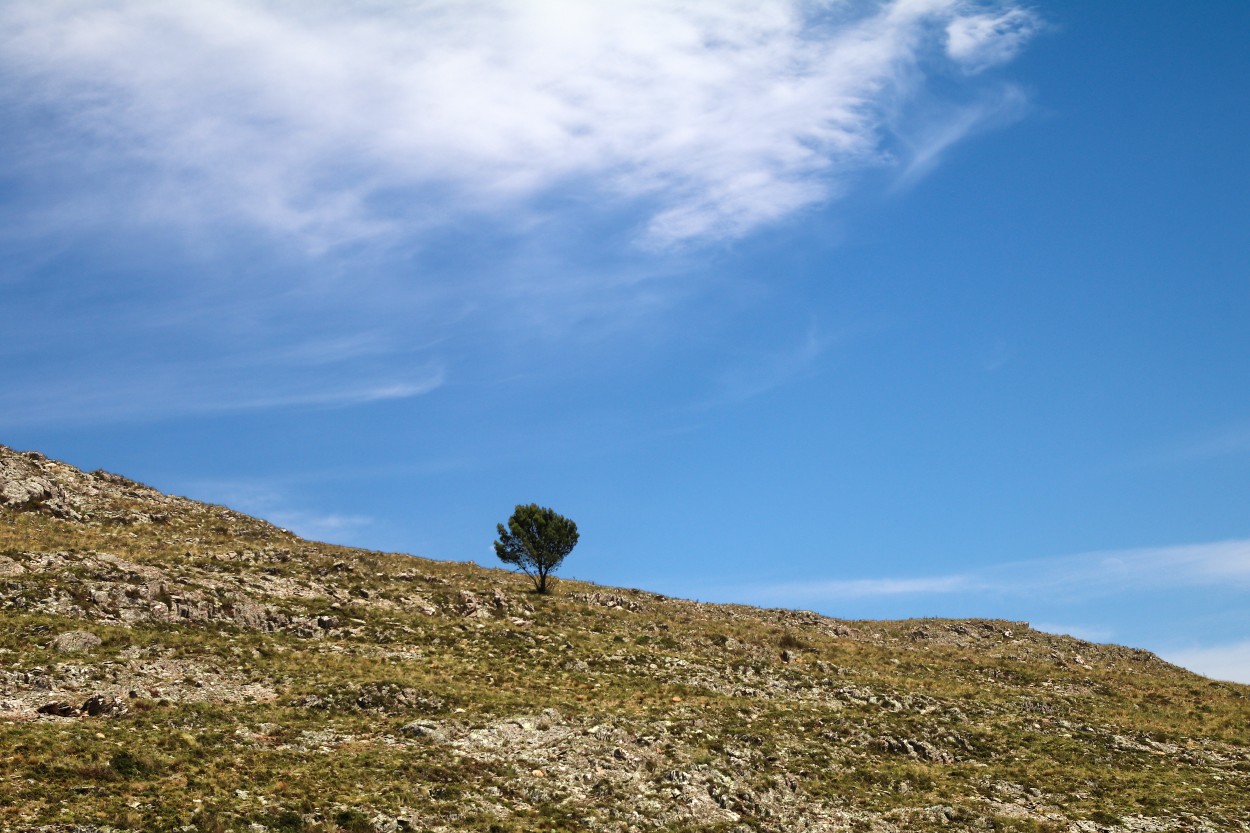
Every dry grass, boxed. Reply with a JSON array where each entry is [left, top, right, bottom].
[[3, 473, 1250, 831]]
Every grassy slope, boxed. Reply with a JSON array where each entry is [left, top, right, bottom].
[[1, 456, 1249, 833]]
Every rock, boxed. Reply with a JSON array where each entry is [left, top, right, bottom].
[[227, 601, 273, 631], [0, 450, 80, 518], [456, 590, 479, 617], [400, 721, 447, 741], [80, 694, 127, 717], [0, 555, 24, 576], [456, 590, 492, 619], [489, 588, 533, 615], [871, 736, 955, 764], [0, 474, 69, 516], [369, 814, 403, 833], [353, 682, 441, 714], [49, 631, 102, 654], [37, 701, 78, 717], [572, 591, 642, 612], [92, 470, 133, 485], [1, 474, 48, 504]]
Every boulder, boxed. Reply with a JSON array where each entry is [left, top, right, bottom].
[[81, 694, 128, 717], [36, 701, 77, 717], [0, 475, 66, 515], [456, 590, 492, 618], [400, 720, 448, 741], [49, 631, 102, 654], [0, 451, 76, 517], [871, 736, 955, 764]]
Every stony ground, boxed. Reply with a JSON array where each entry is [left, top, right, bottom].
[[2, 444, 1249, 833]]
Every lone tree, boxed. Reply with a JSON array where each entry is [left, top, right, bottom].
[[494, 503, 579, 594]]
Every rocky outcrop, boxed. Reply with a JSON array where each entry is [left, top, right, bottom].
[[0, 444, 287, 537], [48, 631, 102, 654], [292, 683, 445, 715], [80, 694, 128, 717], [871, 735, 957, 763], [34, 694, 128, 718], [3, 443, 1246, 833], [572, 591, 645, 612], [35, 701, 78, 717], [0, 451, 74, 518]]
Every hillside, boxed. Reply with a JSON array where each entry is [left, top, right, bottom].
[[2, 444, 1248, 833]]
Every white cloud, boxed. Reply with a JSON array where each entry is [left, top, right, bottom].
[[268, 511, 374, 542], [894, 83, 1029, 185], [0, 366, 444, 428], [0, 0, 1040, 248], [965, 538, 1250, 597], [174, 477, 373, 544], [1033, 539, 1250, 592], [741, 538, 1250, 604], [707, 326, 825, 405], [946, 8, 1040, 72], [747, 574, 973, 602], [1162, 640, 1250, 685], [236, 380, 443, 412], [1154, 422, 1250, 464], [1031, 622, 1114, 643]]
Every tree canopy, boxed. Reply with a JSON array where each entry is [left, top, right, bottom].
[[494, 503, 578, 593]]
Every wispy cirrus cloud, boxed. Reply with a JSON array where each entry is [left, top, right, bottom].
[[1151, 422, 1250, 465], [754, 574, 974, 601], [0, 0, 1041, 249], [1162, 640, 1250, 685], [707, 325, 826, 405], [1031, 622, 1115, 643], [266, 511, 375, 543], [0, 364, 444, 428], [173, 477, 374, 544], [735, 537, 1250, 605], [717, 539, 1250, 683], [0, 1, 1042, 428], [894, 83, 1030, 186]]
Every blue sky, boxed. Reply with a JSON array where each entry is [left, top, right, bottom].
[[2, 1, 1249, 682]]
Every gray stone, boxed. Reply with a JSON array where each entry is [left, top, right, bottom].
[[400, 720, 447, 741], [81, 694, 127, 717], [49, 631, 102, 654], [36, 701, 77, 717]]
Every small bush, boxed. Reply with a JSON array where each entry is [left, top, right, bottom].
[[333, 809, 374, 833], [267, 809, 307, 832], [110, 750, 160, 779], [778, 632, 815, 652]]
